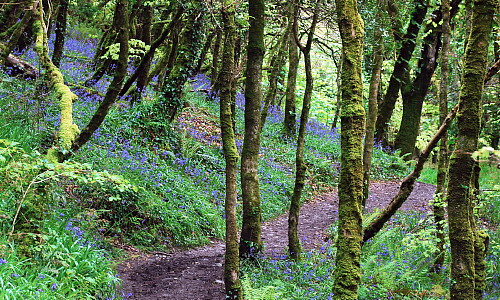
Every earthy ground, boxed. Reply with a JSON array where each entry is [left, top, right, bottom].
[[117, 181, 435, 300]]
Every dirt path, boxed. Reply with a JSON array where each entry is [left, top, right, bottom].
[[117, 181, 435, 300]]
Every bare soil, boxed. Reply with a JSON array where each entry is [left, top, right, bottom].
[[117, 181, 435, 300]]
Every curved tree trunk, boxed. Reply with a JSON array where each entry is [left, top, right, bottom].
[[69, 0, 129, 157], [332, 0, 364, 297], [373, 0, 427, 146], [288, 0, 321, 261], [447, 0, 495, 298], [239, 0, 265, 259]]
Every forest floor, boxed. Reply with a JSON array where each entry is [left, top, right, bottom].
[[117, 181, 436, 300]]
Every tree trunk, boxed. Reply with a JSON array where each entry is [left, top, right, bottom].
[[0, 0, 37, 65], [288, 0, 320, 261], [373, 0, 427, 147], [52, 0, 68, 67], [362, 0, 383, 206], [239, 0, 265, 259], [261, 29, 288, 130], [447, 0, 495, 298], [394, 0, 461, 158], [332, 0, 364, 298], [431, 0, 451, 273], [156, 8, 204, 123], [283, 2, 299, 138], [69, 0, 129, 157], [32, 1, 79, 163], [220, 3, 242, 298]]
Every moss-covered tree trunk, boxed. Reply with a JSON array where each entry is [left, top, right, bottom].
[[32, 2, 79, 163], [220, 2, 242, 298], [447, 0, 495, 298], [332, 0, 364, 297], [283, 2, 299, 138], [288, 0, 320, 260], [156, 7, 204, 123], [69, 0, 129, 156], [239, 0, 265, 259], [373, 0, 427, 147], [362, 0, 383, 206], [51, 0, 68, 67], [431, 0, 451, 273]]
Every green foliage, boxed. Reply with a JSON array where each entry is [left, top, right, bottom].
[[100, 39, 150, 61], [0, 141, 126, 299]]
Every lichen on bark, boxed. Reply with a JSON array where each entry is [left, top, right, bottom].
[[32, 3, 79, 162], [332, 0, 364, 297]]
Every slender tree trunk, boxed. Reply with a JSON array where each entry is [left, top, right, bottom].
[[0, 0, 37, 65], [220, 3, 242, 298], [373, 0, 427, 147], [119, 7, 184, 98], [52, 0, 68, 67], [332, 0, 364, 298], [362, 0, 383, 206], [288, 0, 321, 260], [283, 2, 299, 138], [239, 0, 265, 259], [431, 0, 451, 273], [261, 29, 288, 130], [196, 30, 216, 73], [69, 0, 129, 157], [332, 55, 341, 130], [156, 8, 204, 123], [447, 0, 495, 298]]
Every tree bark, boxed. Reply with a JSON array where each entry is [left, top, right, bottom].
[[239, 0, 265, 259], [283, 2, 299, 138], [52, 0, 68, 67], [155, 8, 204, 123], [288, 0, 321, 260], [373, 0, 427, 147], [332, 0, 364, 297], [261, 28, 288, 130], [394, 0, 461, 157], [447, 0, 495, 298], [431, 0, 451, 273], [69, 0, 129, 157], [362, 0, 384, 206], [220, 2, 242, 298], [32, 2, 79, 163]]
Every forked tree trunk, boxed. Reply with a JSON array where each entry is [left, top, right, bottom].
[[220, 2, 242, 298], [239, 0, 265, 259], [332, 0, 365, 297], [373, 0, 427, 146], [447, 0, 495, 298]]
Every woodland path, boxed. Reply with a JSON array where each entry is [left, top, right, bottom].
[[117, 181, 436, 300]]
